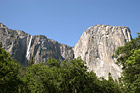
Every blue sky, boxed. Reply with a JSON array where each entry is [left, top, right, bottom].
[[0, 0, 139, 46]]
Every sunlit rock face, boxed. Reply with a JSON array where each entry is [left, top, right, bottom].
[[0, 23, 132, 80], [73, 24, 132, 80]]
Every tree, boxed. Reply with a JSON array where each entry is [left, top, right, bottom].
[[58, 58, 121, 93], [0, 47, 123, 93], [114, 33, 140, 92], [21, 57, 122, 93], [47, 58, 60, 68], [98, 73, 122, 93], [0, 47, 22, 92], [22, 60, 60, 93]]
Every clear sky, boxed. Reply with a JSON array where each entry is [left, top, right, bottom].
[[0, 0, 139, 46]]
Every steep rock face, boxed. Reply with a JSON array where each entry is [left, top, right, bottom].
[[29, 35, 74, 64], [73, 24, 132, 80], [0, 23, 132, 79], [0, 23, 74, 65], [0, 23, 28, 65]]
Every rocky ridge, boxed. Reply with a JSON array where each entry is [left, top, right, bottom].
[[0, 23, 132, 79], [0, 23, 74, 65]]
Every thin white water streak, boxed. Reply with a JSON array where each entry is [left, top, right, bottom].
[[26, 36, 32, 61]]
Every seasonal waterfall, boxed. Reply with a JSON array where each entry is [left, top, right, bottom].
[[26, 35, 32, 61]]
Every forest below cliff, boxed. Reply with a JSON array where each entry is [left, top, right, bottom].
[[0, 34, 140, 93]]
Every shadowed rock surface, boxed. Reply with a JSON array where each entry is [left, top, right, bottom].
[[0, 23, 132, 79], [0, 23, 74, 66]]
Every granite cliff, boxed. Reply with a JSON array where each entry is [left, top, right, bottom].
[[0, 23, 74, 65], [0, 23, 132, 79], [73, 24, 132, 79]]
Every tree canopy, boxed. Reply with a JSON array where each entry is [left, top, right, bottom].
[[6, 32, 140, 93], [0, 46, 22, 92], [0, 47, 122, 93], [115, 33, 140, 93]]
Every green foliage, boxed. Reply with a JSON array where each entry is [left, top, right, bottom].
[[115, 33, 140, 92], [0, 47, 122, 93], [58, 58, 98, 92], [98, 78, 122, 93], [22, 63, 58, 93], [21, 58, 122, 93], [0, 47, 22, 92], [27, 56, 34, 66], [47, 58, 60, 68]]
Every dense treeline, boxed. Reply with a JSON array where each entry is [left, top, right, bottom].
[[0, 34, 140, 93], [0, 47, 121, 93]]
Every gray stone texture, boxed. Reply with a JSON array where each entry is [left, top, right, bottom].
[[73, 24, 132, 79], [0, 23, 74, 66], [0, 23, 132, 80]]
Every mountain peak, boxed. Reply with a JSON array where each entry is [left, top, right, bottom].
[[0, 23, 6, 28], [0, 23, 132, 80], [88, 24, 129, 30], [74, 24, 132, 80]]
